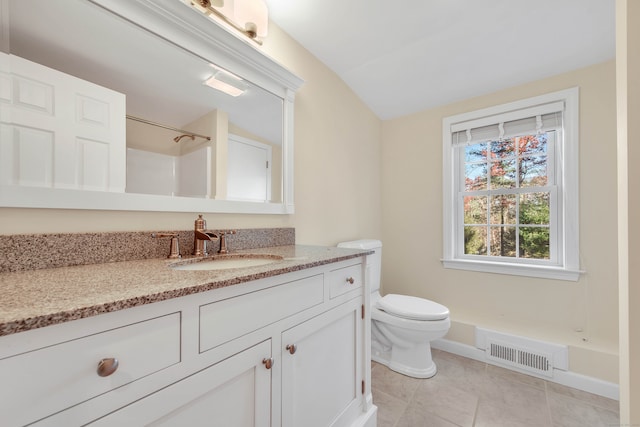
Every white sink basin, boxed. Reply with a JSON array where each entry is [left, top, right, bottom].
[[171, 255, 282, 271]]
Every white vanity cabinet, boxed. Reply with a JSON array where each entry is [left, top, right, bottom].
[[281, 260, 366, 427], [0, 257, 376, 427], [281, 299, 362, 427], [91, 340, 273, 427]]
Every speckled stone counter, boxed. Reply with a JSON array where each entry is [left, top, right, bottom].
[[0, 228, 295, 273], [0, 245, 371, 337]]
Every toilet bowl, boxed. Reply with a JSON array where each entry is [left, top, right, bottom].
[[337, 239, 451, 378], [371, 292, 450, 378]]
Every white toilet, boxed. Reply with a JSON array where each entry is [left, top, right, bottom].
[[337, 239, 450, 378]]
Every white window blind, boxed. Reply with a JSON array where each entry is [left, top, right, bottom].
[[452, 111, 563, 147]]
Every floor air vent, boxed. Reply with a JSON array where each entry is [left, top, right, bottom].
[[488, 340, 552, 377], [476, 328, 568, 379]]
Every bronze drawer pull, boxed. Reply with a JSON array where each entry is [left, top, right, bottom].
[[97, 358, 119, 377]]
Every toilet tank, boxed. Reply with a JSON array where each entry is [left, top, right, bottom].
[[337, 239, 382, 293]]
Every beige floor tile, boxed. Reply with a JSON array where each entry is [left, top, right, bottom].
[[547, 391, 620, 427], [474, 373, 552, 426], [481, 370, 549, 410], [395, 402, 462, 427], [475, 399, 552, 427], [546, 381, 619, 413], [372, 388, 408, 427], [372, 363, 423, 403], [373, 350, 620, 427], [431, 350, 490, 397], [486, 363, 547, 390], [412, 380, 478, 427]]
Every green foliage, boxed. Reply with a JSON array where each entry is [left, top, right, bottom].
[[519, 193, 550, 258], [462, 134, 551, 259], [519, 228, 550, 259], [464, 226, 486, 255], [519, 193, 549, 225]]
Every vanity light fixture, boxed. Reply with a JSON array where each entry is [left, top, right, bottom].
[[203, 66, 247, 97], [190, 0, 268, 44]]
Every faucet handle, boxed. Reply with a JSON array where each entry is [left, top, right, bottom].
[[151, 233, 181, 259], [218, 230, 237, 254]]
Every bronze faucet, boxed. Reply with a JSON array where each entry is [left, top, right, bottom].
[[193, 215, 219, 256]]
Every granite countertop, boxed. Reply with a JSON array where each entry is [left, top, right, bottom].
[[0, 245, 371, 337]]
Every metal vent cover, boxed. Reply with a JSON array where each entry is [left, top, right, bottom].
[[476, 327, 568, 379], [488, 340, 553, 377]]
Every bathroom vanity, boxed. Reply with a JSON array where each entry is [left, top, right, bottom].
[[0, 245, 376, 426]]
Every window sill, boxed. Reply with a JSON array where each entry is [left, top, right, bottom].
[[441, 259, 583, 281]]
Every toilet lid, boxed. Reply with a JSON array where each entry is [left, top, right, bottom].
[[376, 294, 449, 321]]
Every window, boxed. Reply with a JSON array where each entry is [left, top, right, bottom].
[[442, 88, 581, 281]]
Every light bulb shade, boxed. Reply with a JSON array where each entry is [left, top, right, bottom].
[[211, 0, 234, 21], [203, 69, 246, 97], [233, 0, 268, 38]]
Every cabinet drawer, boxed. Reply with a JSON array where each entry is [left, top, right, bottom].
[[0, 312, 181, 427], [200, 274, 324, 353], [89, 340, 272, 427], [327, 263, 362, 298]]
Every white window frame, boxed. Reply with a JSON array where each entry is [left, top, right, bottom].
[[442, 88, 582, 281]]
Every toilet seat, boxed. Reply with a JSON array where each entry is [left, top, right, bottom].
[[377, 294, 449, 321]]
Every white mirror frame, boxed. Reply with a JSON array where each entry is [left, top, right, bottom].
[[0, 0, 303, 214]]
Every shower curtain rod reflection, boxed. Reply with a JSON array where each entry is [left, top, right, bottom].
[[126, 115, 212, 143]]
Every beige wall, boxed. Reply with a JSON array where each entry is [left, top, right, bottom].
[[0, 22, 383, 247], [616, 0, 640, 422], [381, 61, 619, 383], [262, 25, 383, 245]]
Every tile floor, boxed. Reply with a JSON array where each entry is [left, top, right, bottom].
[[372, 349, 620, 427]]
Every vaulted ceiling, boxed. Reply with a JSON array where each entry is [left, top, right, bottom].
[[265, 0, 616, 120]]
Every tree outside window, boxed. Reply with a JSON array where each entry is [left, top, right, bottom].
[[442, 88, 580, 280], [462, 133, 552, 260]]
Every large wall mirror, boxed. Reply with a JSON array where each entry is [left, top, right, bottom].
[[0, 0, 302, 214]]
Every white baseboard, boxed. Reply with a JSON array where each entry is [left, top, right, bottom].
[[432, 338, 619, 401]]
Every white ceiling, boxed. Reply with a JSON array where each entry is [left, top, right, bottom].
[[264, 0, 616, 120]]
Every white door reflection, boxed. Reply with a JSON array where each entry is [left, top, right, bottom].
[[227, 135, 273, 202]]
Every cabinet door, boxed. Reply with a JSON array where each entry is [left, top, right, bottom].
[[281, 300, 363, 427], [89, 340, 272, 427]]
